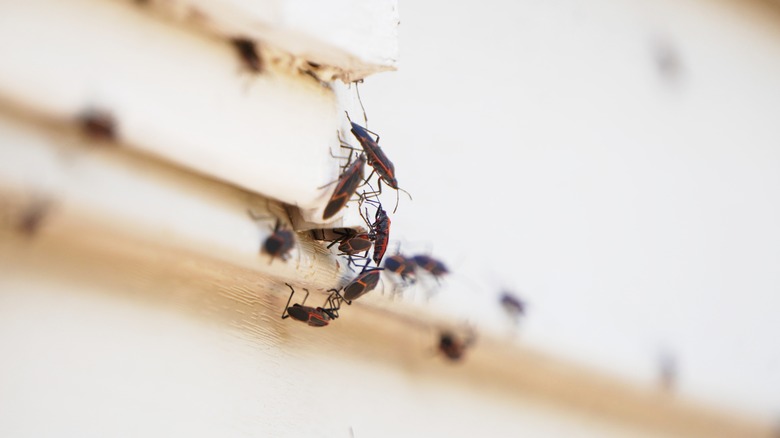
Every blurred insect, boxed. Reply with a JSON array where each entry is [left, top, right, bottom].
[[231, 38, 263, 73], [322, 154, 366, 220], [658, 349, 677, 392], [282, 284, 344, 327], [383, 254, 416, 283], [343, 267, 383, 303], [411, 254, 449, 279], [17, 199, 51, 237], [78, 109, 116, 141], [499, 292, 526, 323], [262, 219, 295, 262], [345, 113, 411, 213], [438, 330, 475, 362]]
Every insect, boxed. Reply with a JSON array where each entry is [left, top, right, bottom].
[[322, 154, 366, 220], [326, 228, 373, 267], [343, 267, 383, 302], [231, 37, 263, 73], [383, 254, 416, 282], [281, 284, 344, 327], [345, 113, 411, 213], [358, 198, 390, 266], [499, 292, 526, 322], [411, 255, 448, 278], [438, 331, 475, 362], [262, 218, 295, 263], [17, 199, 51, 237], [78, 109, 116, 141]]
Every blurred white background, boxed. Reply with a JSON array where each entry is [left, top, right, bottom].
[[359, 0, 780, 421]]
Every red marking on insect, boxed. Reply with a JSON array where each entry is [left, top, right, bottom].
[[383, 254, 416, 282], [281, 284, 344, 327], [360, 202, 390, 267], [262, 219, 295, 263], [79, 109, 116, 142], [337, 232, 373, 255], [411, 255, 448, 278], [231, 38, 263, 73], [343, 267, 383, 302], [322, 154, 366, 220], [345, 113, 411, 213], [326, 228, 373, 269], [438, 331, 475, 362]]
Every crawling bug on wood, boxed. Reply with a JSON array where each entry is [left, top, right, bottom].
[[231, 38, 263, 73], [282, 284, 344, 327], [78, 109, 116, 141], [438, 331, 475, 362], [262, 219, 295, 263], [17, 199, 51, 237], [411, 255, 449, 279], [345, 113, 411, 213], [322, 154, 366, 220], [343, 267, 383, 303], [326, 228, 373, 268]]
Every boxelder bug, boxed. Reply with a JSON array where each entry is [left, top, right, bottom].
[[231, 37, 263, 73], [326, 228, 373, 268], [281, 284, 344, 327], [358, 198, 390, 267], [438, 330, 475, 362], [262, 218, 295, 263], [346, 113, 411, 213], [411, 255, 448, 278], [383, 254, 416, 282], [322, 154, 366, 220], [343, 267, 383, 302], [79, 109, 116, 141], [499, 292, 526, 322]]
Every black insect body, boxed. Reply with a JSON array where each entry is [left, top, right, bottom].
[[499, 292, 526, 322], [263, 219, 295, 263], [231, 38, 263, 73], [383, 254, 416, 282], [346, 113, 411, 213], [322, 154, 366, 220], [369, 207, 390, 266], [343, 268, 383, 302], [438, 331, 474, 362], [411, 255, 448, 278], [282, 284, 344, 328], [79, 109, 116, 141]]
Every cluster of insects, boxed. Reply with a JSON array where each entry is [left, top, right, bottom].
[[253, 82, 531, 362]]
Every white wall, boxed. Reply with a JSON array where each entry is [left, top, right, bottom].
[[360, 0, 780, 423]]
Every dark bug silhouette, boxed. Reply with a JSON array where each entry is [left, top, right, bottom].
[[343, 267, 383, 302], [79, 109, 116, 141], [262, 219, 295, 263], [499, 292, 526, 322], [282, 284, 344, 327], [17, 200, 51, 237], [345, 113, 411, 213], [322, 154, 366, 220], [360, 201, 390, 266], [411, 255, 448, 278], [326, 228, 373, 268], [383, 254, 416, 282], [438, 331, 475, 362], [231, 38, 263, 73]]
